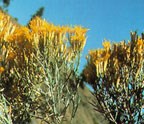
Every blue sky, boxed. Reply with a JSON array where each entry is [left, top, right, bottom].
[[7, 0, 144, 71]]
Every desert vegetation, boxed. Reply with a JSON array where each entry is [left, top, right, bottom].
[[0, 1, 144, 124], [82, 32, 144, 123], [0, 10, 87, 123]]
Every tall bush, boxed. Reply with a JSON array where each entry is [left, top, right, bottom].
[[82, 32, 144, 123], [0, 11, 87, 123]]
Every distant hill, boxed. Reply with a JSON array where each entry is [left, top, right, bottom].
[[63, 87, 109, 124]]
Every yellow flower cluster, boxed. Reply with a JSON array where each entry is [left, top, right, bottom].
[[70, 26, 87, 51], [83, 32, 144, 87], [7, 26, 31, 44], [0, 66, 4, 74], [0, 11, 87, 71], [0, 11, 17, 42], [88, 41, 111, 75]]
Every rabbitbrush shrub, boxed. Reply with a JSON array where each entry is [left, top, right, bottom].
[[82, 32, 144, 123], [0, 11, 87, 123]]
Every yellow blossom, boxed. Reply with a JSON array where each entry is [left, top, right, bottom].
[[89, 48, 110, 75], [73, 26, 87, 35], [0, 11, 18, 42], [7, 51, 16, 61], [0, 66, 5, 74], [102, 41, 111, 50], [70, 34, 86, 50], [29, 17, 53, 34], [7, 26, 31, 45], [136, 38, 143, 54], [55, 26, 69, 34]]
